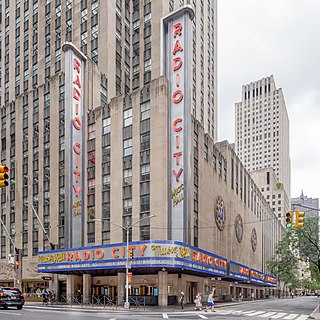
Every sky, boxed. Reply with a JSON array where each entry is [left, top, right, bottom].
[[217, 0, 320, 201]]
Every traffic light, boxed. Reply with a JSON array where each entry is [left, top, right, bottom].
[[0, 165, 9, 188], [129, 249, 133, 260], [14, 248, 19, 270], [295, 211, 305, 228], [286, 211, 293, 229]]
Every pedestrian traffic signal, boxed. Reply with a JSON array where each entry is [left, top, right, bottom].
[[286, 211, 292, 229], [0, 165, 9, 188], [295, 211, 305, 228]]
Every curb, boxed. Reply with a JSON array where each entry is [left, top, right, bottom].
[[309, 305, 320, 320]]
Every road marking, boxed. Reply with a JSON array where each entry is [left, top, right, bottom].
[[283, 313, 299, 320], [0, 311, 22, 316], [247, 311, 266, 316], [295, 316, 309, 320], [242, 310, 258, 315], [283, 314, 299, 319], [271, 313, 288, 318], [198, 315, 208, 319], [258, 312, 277, 317], [162, 313, 169, 318]]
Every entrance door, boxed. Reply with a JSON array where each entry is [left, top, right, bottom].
[[186, 282, 197, 303], [59, 281, 67, 297]]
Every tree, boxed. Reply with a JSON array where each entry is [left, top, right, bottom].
[[295, 216, 320, 274], [266, 230, 299, 293]]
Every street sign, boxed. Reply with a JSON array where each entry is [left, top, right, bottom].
[[41, 276, 52, 281]]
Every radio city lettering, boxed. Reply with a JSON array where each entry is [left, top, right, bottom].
[[239, 266, 250, 276], [38, 243, 226, 270], [72, 57, 83, 199], [266, 276, 276, 284], [171, 22, 185, 205], [251, 270, 265, 281]]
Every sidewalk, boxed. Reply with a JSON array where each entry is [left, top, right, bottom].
[[24, 299, 260, 313]]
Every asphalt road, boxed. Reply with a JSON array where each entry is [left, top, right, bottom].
[[0, 296, 318, 320]]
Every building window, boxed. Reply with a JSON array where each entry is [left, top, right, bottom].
[[123, 138, 132, 157], [123, 109, 132, 127]]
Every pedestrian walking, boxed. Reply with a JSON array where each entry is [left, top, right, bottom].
[[179, 291, 185, 309], [204, 289, 215, 312], [194, 293, 202, 310], [42, 290, 49, 306], [239, 291, 242, 301], [251, 291, 255, 300]]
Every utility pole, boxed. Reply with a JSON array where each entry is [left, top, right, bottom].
[[0, 216, 22, 290]]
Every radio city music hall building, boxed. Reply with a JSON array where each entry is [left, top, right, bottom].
[[0, 2, 281, 306], [36, 7, 281, 305]]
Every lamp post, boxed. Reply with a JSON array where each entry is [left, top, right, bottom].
[[94, 214, 156, 309], [0, 216, 19, 288]]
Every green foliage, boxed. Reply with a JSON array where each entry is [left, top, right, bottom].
[[268, 215, 320, 290], [294, 216, 320, 274], [276, 181, 284, 189], [266, 230, 299, 287]]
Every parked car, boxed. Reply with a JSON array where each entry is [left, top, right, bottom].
[[0, 287, 25, 310]]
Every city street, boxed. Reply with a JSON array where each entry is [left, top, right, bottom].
[[0, 296, 318, 320]]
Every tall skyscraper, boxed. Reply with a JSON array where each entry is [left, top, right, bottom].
[[0, 0, 280, 305], [234, 76, 291, 223]]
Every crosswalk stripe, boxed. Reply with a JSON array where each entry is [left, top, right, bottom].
[[258, 312, 277, 318], [242, 311, 259, 315], [216, 309, 236, 314], [271, 313, 287, 318], [247, 311, 267, 316], [283, 314, 299, 319], [162, 313, 169, 319], [198, 315, 208, 319], [295, 316, 309, 320]]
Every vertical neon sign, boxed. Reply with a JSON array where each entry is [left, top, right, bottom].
[[162, 6, 194, 242], [63, 43, 87, 248]]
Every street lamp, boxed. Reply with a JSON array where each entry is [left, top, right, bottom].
[[94, 214, 156, 309]]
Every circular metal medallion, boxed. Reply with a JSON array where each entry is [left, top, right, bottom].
[[251, 228, 257, 252], [235, 214, 243, 243], [215, 196, 226, 231]]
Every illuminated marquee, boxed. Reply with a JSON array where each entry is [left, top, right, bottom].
[[162, 6, 194, 242], [265, 275, 277, 287], [229, 260, 250, 281], [63, 43, 86, 248], [250, 268, 265, 285], [38, 240, 227, 276]]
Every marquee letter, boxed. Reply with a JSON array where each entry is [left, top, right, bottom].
[[73, 74, 81, 88], [73, 170, 81, 183], [173, 23, 182, 37], [173, 118, 183, 132], [172, 168, 183, 182], [173, 57, 183, 71], [74, 88, 81, 100], [74, 58, 81, 73], [172, 89, 183, 104], [172, 39, 183, 55], [73, 117, 82, 130], [73, 185, 81, 197], [73, 142, 81, 155], [173, 151, 182, 165]]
